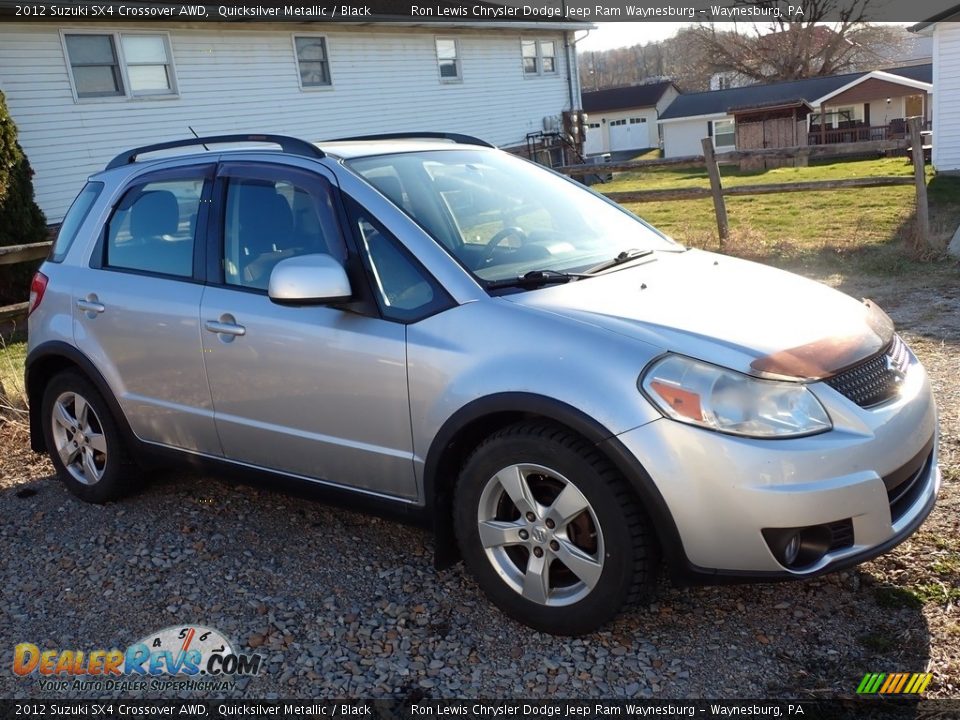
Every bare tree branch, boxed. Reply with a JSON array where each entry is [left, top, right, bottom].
[[695, 1, 873, 83], [579, 6, 913, 94]]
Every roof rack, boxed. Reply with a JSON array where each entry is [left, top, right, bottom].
[[105, 134, 324, 170], [326, 131, 495, 148]]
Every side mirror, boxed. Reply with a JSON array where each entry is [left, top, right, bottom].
[[268, 254, 351, 305]]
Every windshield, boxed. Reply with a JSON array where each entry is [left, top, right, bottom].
[[347, 149, 679, 284]]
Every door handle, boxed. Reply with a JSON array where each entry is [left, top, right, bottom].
[[77, 298, 105, 314], [204, 319, 246, 337]]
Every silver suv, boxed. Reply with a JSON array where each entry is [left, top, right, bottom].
[[27, 133, 940, 635]]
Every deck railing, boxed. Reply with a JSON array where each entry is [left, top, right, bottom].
[[808, 119, 932, 146]]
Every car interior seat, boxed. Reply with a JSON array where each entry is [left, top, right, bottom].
[[112, 189, 191, 276], [237, 182, 294, 288]]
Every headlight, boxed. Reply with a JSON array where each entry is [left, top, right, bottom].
[[639, 354, 831, 438]]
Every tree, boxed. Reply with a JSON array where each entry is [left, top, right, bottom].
[[577, 12, 912, 94], [692, 1, 907, 83], [660, 26, 716, 90], [0, 90, 47, 306], [579, 28, 714, 92]]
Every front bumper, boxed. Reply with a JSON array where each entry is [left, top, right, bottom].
[[615, 350, 940, 580]]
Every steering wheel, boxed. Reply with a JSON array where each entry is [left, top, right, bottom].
[[482, 226, 529, 262]]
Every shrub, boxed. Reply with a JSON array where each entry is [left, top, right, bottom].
[[0, 90, 47, 306]]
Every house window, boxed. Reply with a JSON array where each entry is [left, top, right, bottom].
[[712, 119, 736, 149], [522, 39, 558, 76], [541, 41, 556, 73], [833, 106, 856, 128], [629, 117, 646, 124], [121, 35, 173, 94], [435, 38, 461, 81], [63, 32, 176, 100], [610, 119, 627, 126], [522, 40, 538, 74], [294, 36, 331, 88], [64, 34, 123, 97]]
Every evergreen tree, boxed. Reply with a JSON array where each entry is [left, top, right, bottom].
[[0, 90, 47, 306]]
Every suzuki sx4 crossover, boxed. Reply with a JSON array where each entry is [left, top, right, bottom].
[[27, 134, 940, 635]]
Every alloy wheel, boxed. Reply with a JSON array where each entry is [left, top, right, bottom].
[[476, 463, 605, 607], [50, 391, 108, 486]]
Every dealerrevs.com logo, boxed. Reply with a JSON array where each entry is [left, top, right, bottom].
[[13, 625, 262, 692]]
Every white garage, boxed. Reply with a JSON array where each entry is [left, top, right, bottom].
[[581, 81, 678, 156]]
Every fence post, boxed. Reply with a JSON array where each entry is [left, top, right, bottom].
[[908, 117, 931, 254], [701, 137, 729, 247]]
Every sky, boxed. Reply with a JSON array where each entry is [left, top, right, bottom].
[[574, 21, 917, 52], [574, 22, 691, 51]]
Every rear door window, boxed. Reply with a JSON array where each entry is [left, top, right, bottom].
[[105, 171, 209, 278]]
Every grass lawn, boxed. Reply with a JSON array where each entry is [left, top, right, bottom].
[[598, 155, 960, 274], [0, 336, 27, 416]]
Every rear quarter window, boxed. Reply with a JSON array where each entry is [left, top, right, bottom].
[[50, 182, 104, 263]]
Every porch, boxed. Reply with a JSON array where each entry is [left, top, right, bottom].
[[806, 75, 931, 146], [806, 117, 932, 145]]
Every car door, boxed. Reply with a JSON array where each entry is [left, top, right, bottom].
[[75, 164, 221, 454], [199, 161, 418, 499]]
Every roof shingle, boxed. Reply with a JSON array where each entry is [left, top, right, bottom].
[[581, 81, 676, 113], [658, 64, 932, 121]]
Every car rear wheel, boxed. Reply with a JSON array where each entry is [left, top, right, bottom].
[[454, 421, 657, 635], [41, 370, 136, 503]]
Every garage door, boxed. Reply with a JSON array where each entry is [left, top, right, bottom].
[[609, 118, 650, 152]]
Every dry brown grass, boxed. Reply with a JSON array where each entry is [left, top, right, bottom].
[[0, 335, 28, 430]]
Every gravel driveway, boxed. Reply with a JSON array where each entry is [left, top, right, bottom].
[[1, 273, 957, 701]]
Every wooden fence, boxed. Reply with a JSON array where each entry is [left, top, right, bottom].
[[557, 118, 934, 253], [0, 120, 937, 325], [0, 242, 51, 324]]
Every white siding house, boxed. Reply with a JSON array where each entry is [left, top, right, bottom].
[[0, 22, 583, 221], [932, 24, 960, 171], [660, 114, 727, 158], [658, 66, 932, 159], [913, 15, 960, 172]]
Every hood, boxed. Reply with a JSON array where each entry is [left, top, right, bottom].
[[506, 249, 892, 380]]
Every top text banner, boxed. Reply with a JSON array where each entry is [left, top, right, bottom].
[[0, 0, 953, 23]]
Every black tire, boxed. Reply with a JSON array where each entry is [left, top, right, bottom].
[[41, 370, 137, 503], [454, 421, 657, 635]]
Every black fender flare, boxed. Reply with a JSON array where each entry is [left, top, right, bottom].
[[25, 341, 140, 455], [423, 392, 687, 572]]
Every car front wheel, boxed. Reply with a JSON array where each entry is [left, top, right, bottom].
[[454, 422, 657, 635]]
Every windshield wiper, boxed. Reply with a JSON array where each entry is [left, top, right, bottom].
[[485, 269, 585, 291], [584, 248, 654, 275]]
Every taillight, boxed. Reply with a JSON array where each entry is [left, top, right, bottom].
[[28, 272, 48, 316]]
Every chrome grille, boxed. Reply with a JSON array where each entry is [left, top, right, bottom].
[[825, 335, 909, 408]]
